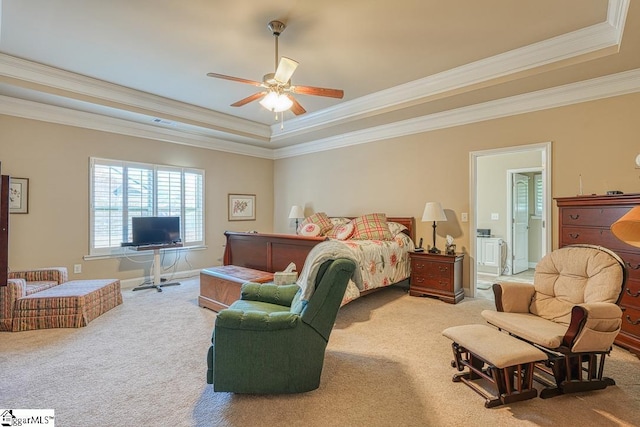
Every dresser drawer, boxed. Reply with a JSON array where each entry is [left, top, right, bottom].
[[412, 260, 451, 278], [620, 277, 640, 310], [560, 226, 635, 252], [620, 252, 640, 279], [620, 305, 640, 338], [411, 274, 451, 290], [561, 206, 630, 227], [412, 260, 452, 288]]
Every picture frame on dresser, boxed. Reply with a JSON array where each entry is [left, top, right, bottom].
[[556, 193, 640, 357]]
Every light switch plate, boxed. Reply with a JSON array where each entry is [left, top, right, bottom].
[[491, 213, 499, 220], [461, 213, 468, 222]]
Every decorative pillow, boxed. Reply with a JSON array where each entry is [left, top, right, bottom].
[[334, 222, 355, 240], [388, 221, 408, 237], [329, 217, 351, 226], [351, 213, 394, 240], [299, 212, 333, 235], [299, 223, 322, 237]]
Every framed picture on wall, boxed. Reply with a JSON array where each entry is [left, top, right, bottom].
[[9, 177, 29, 214], [228, 194, 256, 221]]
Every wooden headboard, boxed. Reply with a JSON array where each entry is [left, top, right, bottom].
[[223, 216, 416, 273], [386, 216, 416, 243], [223, 232, 328, 273]]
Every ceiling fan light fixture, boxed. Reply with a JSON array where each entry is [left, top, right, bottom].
[[259, 91, 293, 112], [207, 19, 343, 117], [274, 57, 299, 84]]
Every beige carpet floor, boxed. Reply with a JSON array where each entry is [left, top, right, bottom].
[[1, 278, 639, 427]]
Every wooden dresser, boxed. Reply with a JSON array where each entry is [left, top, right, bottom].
[[556, 194, 640, 357]]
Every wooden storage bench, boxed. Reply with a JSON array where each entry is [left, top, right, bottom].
[[442, 324, 547, 408], [199, 265, 274, 312]]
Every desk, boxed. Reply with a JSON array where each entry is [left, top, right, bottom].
[[132, 243, 183, 292]]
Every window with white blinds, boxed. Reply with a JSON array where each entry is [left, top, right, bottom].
[[90, 158, 204, 255], [534, 173, 543, 217]]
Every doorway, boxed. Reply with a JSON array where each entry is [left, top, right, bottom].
[[470, 142, 552, 299]]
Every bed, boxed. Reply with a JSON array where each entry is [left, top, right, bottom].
[[223, 215, 416, 305]]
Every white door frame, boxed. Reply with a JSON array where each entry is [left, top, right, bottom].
[[469, 142, 552, 298]]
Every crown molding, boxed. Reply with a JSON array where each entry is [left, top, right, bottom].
[[271, 0, 630, 142], [3, 67, 639, 162], [608, 0, 630, 42], [0, 53, 271, 141], [273, 68, 640, 159], [0, 95, 274, 159]]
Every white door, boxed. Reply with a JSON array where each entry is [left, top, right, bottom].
[[512, 173, 529, 274]]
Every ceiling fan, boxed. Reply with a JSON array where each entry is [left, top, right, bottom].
[[207, 20, 344, 116]]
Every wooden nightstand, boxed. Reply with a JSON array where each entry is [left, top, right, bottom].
[[409, 251, 464, 304]]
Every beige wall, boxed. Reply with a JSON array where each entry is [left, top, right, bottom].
[[274, 92, 640, 289], [0, 116, 274, 283]]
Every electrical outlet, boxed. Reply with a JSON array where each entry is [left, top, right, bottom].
[[491, 213, 499, 220], [74, 264, 82, 274], [461, 213, 468, 222]]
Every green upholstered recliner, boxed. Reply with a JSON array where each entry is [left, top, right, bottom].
[[207, 258, 356, 393]]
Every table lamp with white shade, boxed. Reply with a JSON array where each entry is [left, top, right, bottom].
[[289, 205, 305, 233], [422, 202, 447, 254]]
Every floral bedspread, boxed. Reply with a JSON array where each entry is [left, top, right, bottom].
[[337, 233, 415, 305]]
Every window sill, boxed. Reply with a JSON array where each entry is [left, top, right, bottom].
[[83, 245, 207, 261]]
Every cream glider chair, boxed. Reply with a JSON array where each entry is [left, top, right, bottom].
[[481, 245, 625, 398]]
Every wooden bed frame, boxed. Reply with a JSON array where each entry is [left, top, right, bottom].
[[223, 216, 415, 274]]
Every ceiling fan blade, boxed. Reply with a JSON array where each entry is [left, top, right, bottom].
[[274, 57, 299, 84], [287, 95, 306, 115], [291, 85, 344, 99], [206, 72, 263, 87], [231, 92, 267, 107]]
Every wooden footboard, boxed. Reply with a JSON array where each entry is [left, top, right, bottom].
[[223, 232, 328, 273]]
